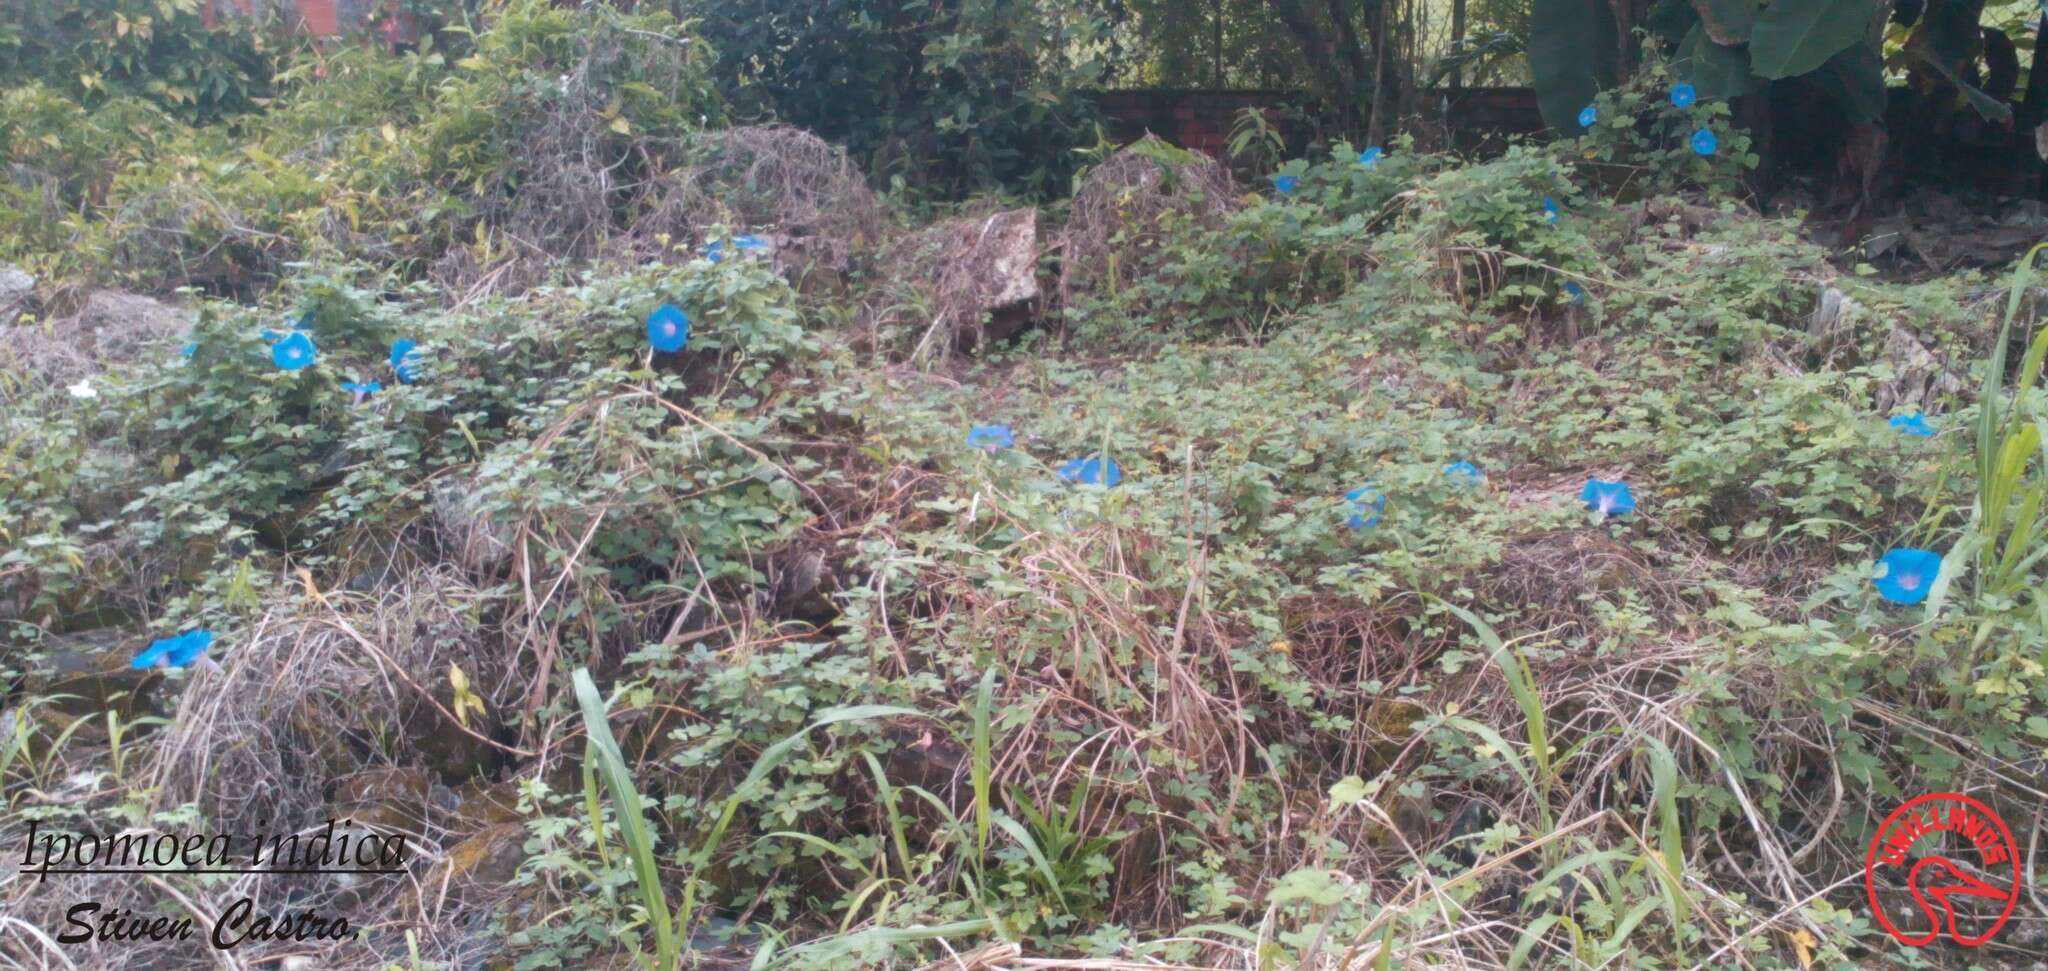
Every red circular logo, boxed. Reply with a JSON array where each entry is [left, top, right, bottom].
[[1864, 793, 2019, 947]]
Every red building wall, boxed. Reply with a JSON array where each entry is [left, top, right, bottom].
[[202, 0, 389, 37]]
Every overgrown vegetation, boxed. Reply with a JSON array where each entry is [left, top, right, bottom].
[[4, 3, 2047, 971]]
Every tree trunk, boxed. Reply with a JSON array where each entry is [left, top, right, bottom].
[[2024, 15, 2048, 127], [1449, 0, 1467, 88], [1212, 0, 1225, 86]]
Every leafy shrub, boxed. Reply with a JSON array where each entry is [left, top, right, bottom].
[[5, 0, 723, 296], [0, 85, 187, 273], [688, 0, 1107, 198], [1572, 57, 1757, 197], [0, 0, 282, 123]]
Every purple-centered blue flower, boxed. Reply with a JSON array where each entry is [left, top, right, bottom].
[[271, 331, 316, 371], [1564, 281, 1585, 304], [131, 629, 216, 670], [390, 339, 420, 384], [1274, 174, 1299, 195], [1577, 104, 1598, 128], [1690, 127, 1718, 157], [967, 424, 1014, 450], [1889, 412, 1935, 438], [1542, 196, 1561, 224], [705, 234, 770, 263], [1874, 548, 1942, 605], [1444, 461, 1484, 485], [1346, 485, 1386, 529], [180, 342, 198, 359], [1359, 146, 1384, 166], [647, 304, 690, 353], [1580, 478, 1635, 518], [342, 380, 382, 406], [1060, 456, 1122, 487], [1670, 83, 1697, 108]]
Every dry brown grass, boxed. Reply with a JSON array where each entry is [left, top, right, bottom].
[[1057, 137, 1238, 304]]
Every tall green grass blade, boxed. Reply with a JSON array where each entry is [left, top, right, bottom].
[[1525, 846, 1630, 904], [1438, 600, 1551, 790], [1642, 738, 1690, 921], [1507, 913, 1563, 971], [837, 878, 892, 932], [861, 751, 913, 880], [573, 668, 677, 969], [785, 919, 998, 963], [970, 668, 996, 861], [583, 756, 612, 870], [1601, 897, 1663, 961], [1373, 922, 1396, 971], [1976, 242, 2048, 595], [761, 830, 869, 869], [993, 813, 1069, 912], [705, 703, 923, 862]]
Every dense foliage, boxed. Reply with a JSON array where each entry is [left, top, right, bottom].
[[685, 0, 1112, 197], [0, 0, 283, 122], [4, 4, 2047, 971]]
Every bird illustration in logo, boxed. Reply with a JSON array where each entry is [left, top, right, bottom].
[[1900, 856, 2010, 946]]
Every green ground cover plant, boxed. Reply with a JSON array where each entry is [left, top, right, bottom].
[[2, 6, 2045, 970]]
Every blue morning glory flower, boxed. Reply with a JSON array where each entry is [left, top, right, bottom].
[[1889, 412, 1936, 438], [1579, 478, 1635, 517], [1444, 461, 1484, 485], [390, 339, 419, 384], [1274, 174, 1298, 195], [1345, 485, 1386, 529], [1670, 84, 1697, 109], [646, 303, 690, 353], [1059, 456, 1122, 487], [1564, 281, 1585, 304], [271, 331, 316, 371], [131, 629, 216, 670], [1690, 127, 1718, 156], [1577, 104, 1597, 128], [1874, 548, 1943, 605], [967, 424, 1014, 450], [705, 234, 770, 263], [1359, 147, 1384, 166], [341, 380, 382, 406], [180, 342, 197, 359], [1542, 196, 1561, 224]]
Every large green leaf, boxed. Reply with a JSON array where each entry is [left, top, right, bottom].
[[1749, 0, 1879, 79], [1810, 38, 1888, 124], [1913, 51, 2016, 122], [1530, 0, 1621, 131], [1901, 0, 2014, 123], [1674, 25, 1763, 99], [1690, 0, 1758, 44]]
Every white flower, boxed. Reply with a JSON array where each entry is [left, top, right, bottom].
[[67, 380, 97, 399]]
